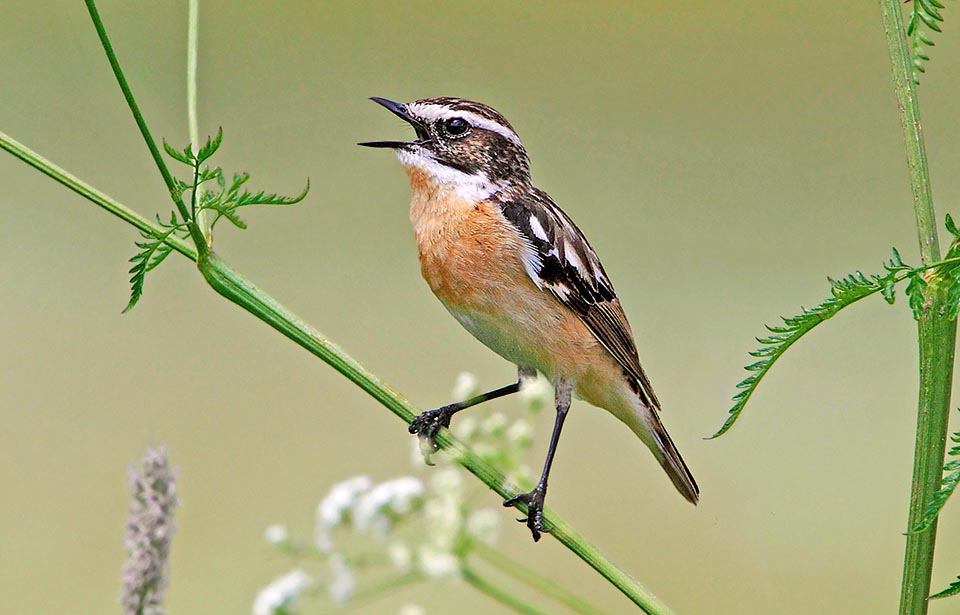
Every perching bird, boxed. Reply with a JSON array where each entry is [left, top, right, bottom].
[[360, 97, 698, 540]]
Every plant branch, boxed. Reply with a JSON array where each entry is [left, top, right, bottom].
[[879, 0, 940, 265], [84, 0, 207, 253], [878, 1, 958, 613], [186, 0, 207, 240]]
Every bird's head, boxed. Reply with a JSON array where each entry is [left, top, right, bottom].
[[360, 97, 531, 199]]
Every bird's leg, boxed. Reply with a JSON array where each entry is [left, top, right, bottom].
[[410, 366, 536, 455], [503, 379, 571, 542]]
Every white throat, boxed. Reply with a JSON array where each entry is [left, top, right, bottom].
[[396, 148, 502, 201]]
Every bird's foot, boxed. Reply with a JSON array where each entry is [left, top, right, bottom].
[[503, 486, 548, 542], [408, 405, 458, 462]]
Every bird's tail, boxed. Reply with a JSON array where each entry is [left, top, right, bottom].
[[614, 391, 699, 504], [646, 409, 699, 504]]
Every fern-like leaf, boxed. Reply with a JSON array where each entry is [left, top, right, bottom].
[[930, 576, 960, 600], [908, 0, 951, 82], [711, 251, 916, 438], [124, 129, 308, 311], [912, 426, 960, 532], [199, 173, 309, 230], [123, 211, 188, 313]]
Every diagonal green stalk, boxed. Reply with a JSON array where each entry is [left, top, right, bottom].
[[83, 0, 207, 254], [878, 1, 958, 613]]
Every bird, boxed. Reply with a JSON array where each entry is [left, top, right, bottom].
[[360, 96, 698, 541]]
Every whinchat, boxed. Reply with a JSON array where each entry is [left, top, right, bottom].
[[360, 97, 698, 541]]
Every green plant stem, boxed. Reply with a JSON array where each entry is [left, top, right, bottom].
[[186, 0, 207, 240], [462, 564, 552, 615], [84, 0, 208, 254], [0, 129, 197, 261], [878, 1, 959, 613], [879, 0, 940, 266], [471, 540, 612, 615]]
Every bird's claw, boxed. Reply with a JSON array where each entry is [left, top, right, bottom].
[[503, 486, 547, 542], [408, 405, 456, 458]]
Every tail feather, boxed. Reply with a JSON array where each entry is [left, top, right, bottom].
[[648, 411, 699, 504]]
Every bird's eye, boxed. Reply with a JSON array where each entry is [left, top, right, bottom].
[[443, 117, 470, 137]]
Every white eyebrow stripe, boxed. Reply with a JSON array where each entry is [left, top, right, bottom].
[[406, 103, 521, 145]]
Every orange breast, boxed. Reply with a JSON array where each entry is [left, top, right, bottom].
[[404, 167, 621, 392]]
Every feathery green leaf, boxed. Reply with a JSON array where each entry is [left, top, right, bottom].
[[930, 576, 960, 600], [127, 130, 307, 310], [909, 0, 952, 82], [711, 251, 917, 438], [912, 420, 960, 533], [123, 212, 188, 313]]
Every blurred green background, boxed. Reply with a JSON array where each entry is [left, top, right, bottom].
[[3, 1, 960, 613]]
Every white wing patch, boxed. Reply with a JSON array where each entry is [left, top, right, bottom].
[[529, 214, 549, 241]]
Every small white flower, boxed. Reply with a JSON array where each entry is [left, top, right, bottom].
[[264, 524, 288, 547], [353, 477, 425, 535], [506, 419, 534, 447], [327, 553, 356, 605], [466, 508, 500, 545], [481, 413, 508, 436], [315, 475, 373, 552], [451, 371, 479, 401], [388, 541, 412, 572], [519, 376, 552, 413], [398, 604, 426, 615], [252, 568, 311, 615], [417, 545, 461, 580], [425, 471, 464, 551]]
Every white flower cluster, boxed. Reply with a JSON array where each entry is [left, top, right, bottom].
[[252, 569, 310, 615], [252, 372, 545, 615]]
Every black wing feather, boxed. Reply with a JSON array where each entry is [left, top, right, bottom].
[[496, 188, 660, 410]]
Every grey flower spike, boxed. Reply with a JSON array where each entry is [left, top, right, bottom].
[[120, 447, 178, 615]]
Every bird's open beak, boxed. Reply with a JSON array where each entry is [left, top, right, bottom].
[[358, 97, 428, 149]]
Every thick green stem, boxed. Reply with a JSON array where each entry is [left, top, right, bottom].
[[84, 0, 208, 254], [901, 277, 957, 614], [471, 540, 612, 615], [462, 564, 552, 615], [878, 1, 959, 613]]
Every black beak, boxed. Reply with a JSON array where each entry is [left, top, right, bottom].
[[358, 97, 427, 149]]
